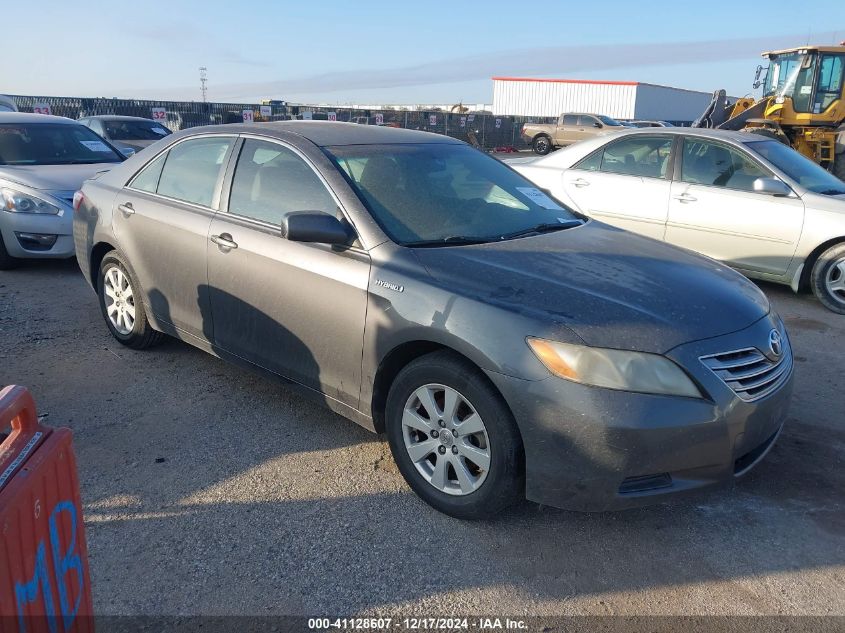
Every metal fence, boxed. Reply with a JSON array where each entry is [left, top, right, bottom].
[[6, 95, 556, 151]]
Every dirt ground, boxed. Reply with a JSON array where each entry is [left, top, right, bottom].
[[1, 258, 843, 618]]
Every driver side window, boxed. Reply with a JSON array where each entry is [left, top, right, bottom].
[[681, 139, 770, 192], [228, 139, 337, 226]]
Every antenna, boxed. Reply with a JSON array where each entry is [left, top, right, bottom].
[[199, 67, 208, 103]]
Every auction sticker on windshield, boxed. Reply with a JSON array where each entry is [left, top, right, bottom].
[[80, 140, 113, 152], [516, 187, 563, 210]]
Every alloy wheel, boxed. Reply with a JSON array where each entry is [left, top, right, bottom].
[[401, 383, 491, 496], [825, 257, 845, 305], [103, 266, 136, 335]]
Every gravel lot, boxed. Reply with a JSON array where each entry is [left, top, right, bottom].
[[1, 258, 843, 618]]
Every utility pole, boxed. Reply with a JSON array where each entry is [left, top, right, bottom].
[[199, 67, 208, 103]]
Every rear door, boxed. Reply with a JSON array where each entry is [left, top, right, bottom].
[[206, 136, 369, 407], [114, 134, 235, 341], [665, 137, 804, 275], [558, 134, 675, 240]]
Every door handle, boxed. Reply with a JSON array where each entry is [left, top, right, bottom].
[[211, 233, 238, 250], [571, 178, 591, 188], [117, 202, 135, 215], [673, 193, 697, 203]]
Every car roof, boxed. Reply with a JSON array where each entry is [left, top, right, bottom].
[[84, 115, 160, 122], [0, 112, 79, 125], [527, 126, 767, 170], [173, 120, 464, 147], [615, 127, 761, 142]]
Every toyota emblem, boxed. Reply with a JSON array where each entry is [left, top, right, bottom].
[[768, 329, 783, 359]]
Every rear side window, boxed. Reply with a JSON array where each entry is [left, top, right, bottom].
[[228, 139, 336, 225], [598, 136, 673, 178], [573, 150, 602, 171], [130, 152, 167, 193], [562, 114, 578, 125], [156, 137, 233, 207]]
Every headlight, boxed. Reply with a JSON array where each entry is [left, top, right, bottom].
[[527, 337, 701, 398], [1, 188, 61, 215]]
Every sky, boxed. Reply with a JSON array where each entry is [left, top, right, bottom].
[[1, 0, 844, 105]]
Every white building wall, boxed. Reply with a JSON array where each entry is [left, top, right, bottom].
[[633, 84, 712, 121], [492, 80, 637, 119]]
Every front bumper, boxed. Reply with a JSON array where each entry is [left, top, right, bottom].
[[488, 313, 793, 511], [0, 208, 74, 259]]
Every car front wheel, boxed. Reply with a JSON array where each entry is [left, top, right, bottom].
[[385, 351, 523, 519], [810, 243, 845, 314], [98, 251, 163, 348]]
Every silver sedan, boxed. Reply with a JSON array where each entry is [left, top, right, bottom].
[[512, 128, 845, 313], [0, 113, 124, 268]]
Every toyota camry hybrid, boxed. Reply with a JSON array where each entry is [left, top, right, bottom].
[[73, 122, 793, 519]]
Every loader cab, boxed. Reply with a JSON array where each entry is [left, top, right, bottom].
[[762, 47, 845, 114]]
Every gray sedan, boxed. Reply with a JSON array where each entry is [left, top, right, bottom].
[[0, 112, 124, 268], [78, 115, 172, 154], [74, 122, 793, 518]]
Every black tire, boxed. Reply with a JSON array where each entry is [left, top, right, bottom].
[[741, 127, 789, 144], [810, 242, 845, 314], [385, 351, 523, 519], [532, 135, 552, 156], [0, 232, 19, 270], [98, 250, 163, 349]]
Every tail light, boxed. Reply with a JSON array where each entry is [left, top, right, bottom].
[[72, 190, 84, 211]]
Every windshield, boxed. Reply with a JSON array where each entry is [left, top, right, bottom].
[[325, 143, 581, 245], [104, 120, 171, 141], [598, 115, 622, 126], [748, 140, 845, 195], [763, 51, 817, 111], [0, 123, 123, 165]]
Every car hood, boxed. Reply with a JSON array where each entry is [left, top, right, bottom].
[[412, 222, 770, 353], [0, 163, 117, 193]]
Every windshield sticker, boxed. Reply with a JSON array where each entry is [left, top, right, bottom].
[[80, 140, 112, 152], [151, 127, 168, 135], [799, 85, 812, 94], [516, 187, 563, 210]]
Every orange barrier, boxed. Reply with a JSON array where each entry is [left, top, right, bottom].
[[0, 386, 93, 633]]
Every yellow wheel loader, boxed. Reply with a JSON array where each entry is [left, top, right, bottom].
[[693, 44, 845, 180]]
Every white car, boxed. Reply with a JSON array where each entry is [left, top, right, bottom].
[[511, 128, 845, 313], [0, 96, 18, 112]]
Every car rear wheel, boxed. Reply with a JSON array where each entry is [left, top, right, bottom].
[[0, 233, 19, 270], [532, 135, 552, 155], [98, 251, 163, 348], [810, 243, 845, 314], [385, 351, 523, 519]]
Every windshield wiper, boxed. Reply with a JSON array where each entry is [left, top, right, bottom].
[[817, 188, 845, 196], [498, 220, 582, 241], [403, 235, 494, 248]]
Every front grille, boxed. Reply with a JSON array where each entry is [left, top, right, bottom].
[[700, 346, 792, 402]]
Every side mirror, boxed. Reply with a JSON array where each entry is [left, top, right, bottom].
[[281, 211, 352, 245], [753, 177, 792, 196], [593, 122, 602, 128]]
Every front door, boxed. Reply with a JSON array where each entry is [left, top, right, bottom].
[[114, 135, 235, 340], [206, 137, 370, 407], [665, 137, 804, 275]]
